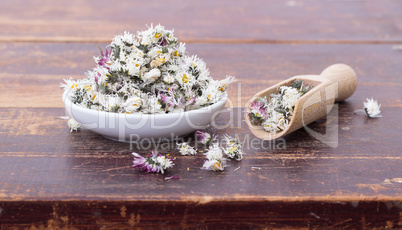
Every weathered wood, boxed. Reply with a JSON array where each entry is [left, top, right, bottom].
[[0, 200, 400, 229], [0, 107, 401, 228], [0, 43, 401, 108], [1, 0, 402, 228], [0, 107, 401, 197], [0, 0, 401, 43]]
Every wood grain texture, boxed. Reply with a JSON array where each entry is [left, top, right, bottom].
[[0, 107, 401, 198], [0, 0, 402, 43], [0, 43, 401, 108], [0, 107, 401, 228], [1, 0, 402, 228], [0, 201, 400, 229], [0, 43, 401, 228]]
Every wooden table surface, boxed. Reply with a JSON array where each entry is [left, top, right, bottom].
[[1, 0, 402, 229]]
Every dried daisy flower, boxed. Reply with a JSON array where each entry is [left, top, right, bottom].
[[67, 118, 81, 132], [176, 142, 197, 156], [61, 24, 235, 115], [132, 151, 174, 174], [196, 130, 216, 146], [248, 97, 268, 124], [280, 87, 300, 112], [201, 143, 228, 171], [248, 80, 311, 134], [262, 110, 288, 133], [222, 134, 243, 161], [354, 98, 382, 118]]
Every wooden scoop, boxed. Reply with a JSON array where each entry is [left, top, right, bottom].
[[245, 64, 357, 140]]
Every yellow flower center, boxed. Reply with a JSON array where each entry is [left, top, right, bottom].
[[214, 162, 222, 170], [133, 100, 141, 107], [218, 84, 226, 92], [173, 51, 179, 56], [92, 95, 97, 101], [182, 74, 189, 83], [158, 57, 166, 63], [154, 33, 162, 38]]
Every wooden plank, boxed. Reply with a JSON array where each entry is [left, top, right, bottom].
[[0, 0, 401, 43], [0, 43, 401, 108], [0, 107, 401, 200], [0, 200, 400, 229], [0, 107, 401, 227], [1, 1, 402, 226]]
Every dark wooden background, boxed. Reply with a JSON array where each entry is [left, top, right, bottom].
[[0, 0, 401, 229]]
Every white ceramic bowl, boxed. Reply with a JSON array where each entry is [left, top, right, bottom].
[[63, 91, 228, 142]]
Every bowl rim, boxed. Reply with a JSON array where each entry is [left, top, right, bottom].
[[63, 90, 229, 119]]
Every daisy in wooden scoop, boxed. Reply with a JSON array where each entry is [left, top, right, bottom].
[[245, 64, 357, 140]]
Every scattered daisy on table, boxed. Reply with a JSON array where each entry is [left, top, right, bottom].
[[132, 151, 174, 174], [222, 134, 244, 161], [354, 98, 382, 118], [67, 118, 81, 132], [196, 130, 216, 146], [177, 142, 197, 156], [201, 143, 228, 172]]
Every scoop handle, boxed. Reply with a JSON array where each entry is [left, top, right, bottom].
[[320, 63, 357, 102]]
